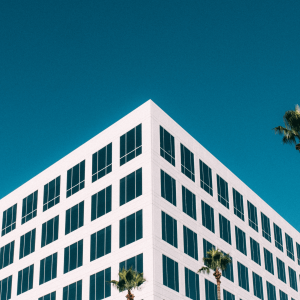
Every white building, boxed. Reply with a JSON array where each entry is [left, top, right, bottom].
[[0, 100, 299, 300]]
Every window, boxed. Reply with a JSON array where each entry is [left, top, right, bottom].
[[120, 168, 142, 206], [264, 248, 274, 275], [92, 143, 112, 182], [235, 226, 247, 255], [120, 253, 143, 273], [205, 279, 217, 300], [276, 258, 286, 283], [274, 223, 283, 251], [39, 253, 57, 285], [180, 143, 195, 181], [120, 210, 143, 248], [219, 214, 231, 244], [288, 266, 298, 291], [222, 253, 234, 282], [21, 190, 38, 224], [2, 204, 17, 236], [120, 124, 142, 166], [161, 211, 178, 248], [19, 228, 36, 259], [233, 188, 244, 220], [261, 212, 271, 242], [90, 225, 111, 261], [279, 290, 288, 300], [90, 267, 111, 300], [161, 170, 176, 206], [237, 262, 249, 291], [64, 240, 83, 273], [17, 264, 34, 295], [252, 272, 264, 300], [250, 238, 261, 265], [0, 241, 14, 270], [183, 225, 198, 260], [296, 242, 300, 265], [0, 275, 12, 300], [182, 186, 197, 220], [43, 176, 60, 211], [91, 185, 112, 221], [199, 160, 213, 196], [160, 126, 175, 166], [223, 290, 235, 300], [185, 267, 200, 300], [63, 280, 82, 300], [285, 233, 294, 260], [41, 215, 59, 247], [247, 200, 258, 232], [266, 281, 276, 300], [201, 200, 215, 233], [65, 201, 84, 235], [39, 292, 56, 300], [203, 239, 215, 265], [162, 254, 179, 292], [66, 160, 85, 198], [217, 175, 229, 208]]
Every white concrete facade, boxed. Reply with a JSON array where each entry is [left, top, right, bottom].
[[0, 100, 299, 300]]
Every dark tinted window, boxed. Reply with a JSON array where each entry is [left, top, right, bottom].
[[237, 262, 249, 291], [182, 186, 196, 220], [264, 248, 274, 275], [38, 292, 56, 300], [91, 185, 112, 221], [279, 290, 288, 300], [22, 190, 38, 224], [65, 201, 84, 235], [90, 225, 111, 262], [217, 175, 229, 208], [180, 143, 195, 181], [120, 253, 143, 273], [296, 242, 300, 265], [162, 254, 179, 292], [66, 160, 85, 198], [233, 188, 244, 220], [261, 212, 271, 242], [222, 253, 234, 282], [92, 143, 112, 182], [2, 204, 17, 236], [19, 229, 36, 259], [64, 240, 83, 274], [41, 216, 59, 247], [201, 200, 215, 233], [90, 267, 111, 300], [161, 211, 177, 248], [250, 237, 261, 265], [183, 225, 198, 260], [205, 279, 217, 300], [43, 176, 60, 211], [219, 214, 231, 244], [203, 239, 215, 266], [276, 257, 286, 283], [0, 241, 14, 270], [235, 226, 247, 255], [285, 233, 294, 260], [17, 264, 34, 295], [266, 281, 276, 300], [223, 289, 235, 300], [63, 280, 82, 300], [253, 272, 264, 300], [274, 223, 283, 251], [0, 275, 12, 300], [161, 170, 176, 206], [199, 160, 213, 196], [288, 266, 298, 291], [160, 126, 175, 166], [185, 267, 200, 300], [247, 200, 258, 232], [39, 253, 57, 285]]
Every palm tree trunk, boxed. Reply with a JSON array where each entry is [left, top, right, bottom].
[[213, 269, 222, 300], [126, 289, 134, 300]]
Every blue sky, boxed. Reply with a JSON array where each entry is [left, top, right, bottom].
[[1, 1, 299, 230]]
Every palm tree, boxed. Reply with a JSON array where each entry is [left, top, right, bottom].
[[274, 104, 300, 152], [198, 248, 231, 300], [109, 267, 146, 300]]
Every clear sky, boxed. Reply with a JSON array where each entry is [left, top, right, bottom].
[[1, 1, 299, 230]]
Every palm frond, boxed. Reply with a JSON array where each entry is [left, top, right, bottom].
[[198, 266, 210, 274]]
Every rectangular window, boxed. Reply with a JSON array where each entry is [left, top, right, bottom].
[[65, 200, 84, 235], [39, 292, 56, 300], [201, 200, 215, 233], [182, 186, 196, 220], [250, 237, 261, 265], [180, 143, 195, 181], [90, 267, 111, 300], [217, 175, 229, 208], [66, 160, 85, 198], [296, 242, 300, 265], [21, 190, 38, 224], [183, 225, 198, 260], [119, 210, 143, 248], [0, 241, 14, 270], [266, 281, 276, 300], [205, 279, 217, 300], [161, 211, 178, 248], [235, 226, 247, 255], [41, 215, 59, 247], [252, 272, 264, 300], [247, 200, 258, 232], [17, 264, 34, 295], [237, 261, 249, 291], [120, 124, 142, 166], [203, 239, 215, 266], [160, 126, 175, 166], [288, 266, 298, 291], [222, 253, 234, 282], [64, 240, 83, 274], [279, 290, 288, 300], [2, 204, 17, 236], [276, 257, 286, 283], [120, 253, 143, 273], [91, 185, 112, 221], [261, 212, 271, 242], [161, 170, 176, 206], [233, 188, 244, 221], [39, 253, 57, 285], [264, 248, 274, 275], [63, 280, 82, 300], [274, 223, 283, 251], [219, 214, 231, 245], [185, 267, 200, 300], [120, 168, 142, 206], [90, 225, 111, 262], [223, 290, 235, 300], [162, 254, 179, 292], [92, 143, 112, 182], [285, 233, 294, 260], [19, 228, 36, 259], [43, 176, 60, 211], [0, 275, 12, 300], [199, 160, 213, 196]]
